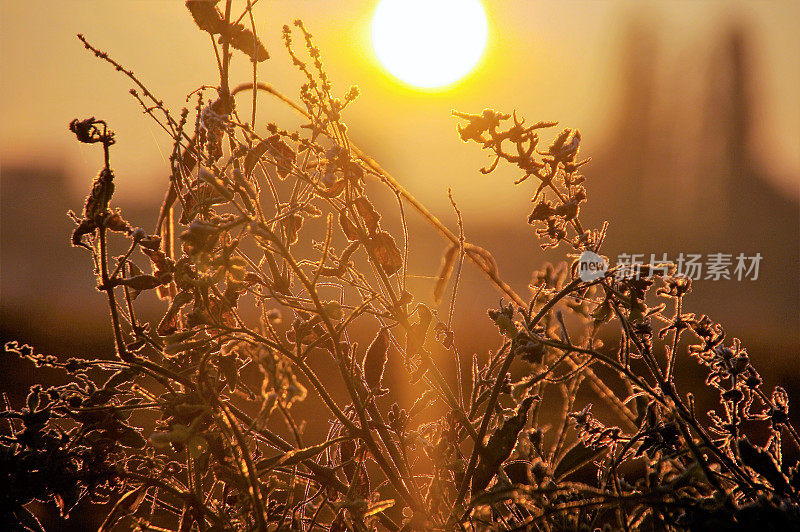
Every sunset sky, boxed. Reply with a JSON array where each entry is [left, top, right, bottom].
[[1, 1, 798, 220]]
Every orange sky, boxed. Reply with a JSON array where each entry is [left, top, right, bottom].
[[1, 1, 798, 219]]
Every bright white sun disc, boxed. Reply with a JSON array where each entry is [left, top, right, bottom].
[[371, 0, 488, 88]]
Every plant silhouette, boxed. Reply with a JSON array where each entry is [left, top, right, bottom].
[[2, 2, 799, 530]]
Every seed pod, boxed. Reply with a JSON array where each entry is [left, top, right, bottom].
[[433, 245, 457, 304]]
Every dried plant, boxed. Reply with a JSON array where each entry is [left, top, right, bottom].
[[3, 2, 799, 531]]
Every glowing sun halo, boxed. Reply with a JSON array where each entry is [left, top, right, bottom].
[[371, 0, 488, 89]]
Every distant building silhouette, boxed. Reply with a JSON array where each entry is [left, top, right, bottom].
[[0, 164, 159, 364], [586, 22, 799, 351]]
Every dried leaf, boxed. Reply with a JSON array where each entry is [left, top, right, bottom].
[[197, 168, 234, 200], [434, 321, 454, 349], [473, 396, 535, 493], [84, 168, 115, 221], [117, 426, 147, 449], [281, 213, 303, 245], [105, 210, 132, 233], [244, 136, 271, 177], [351, 462, 371, 499], [186, 0, 268, 62], [117, 274, 166, 291], [339, 438, 357, 480], [339, 211, 359, 241], [366, 231, 402, 275], [103, 368, 136, 390], [222, 23, 269, 62], [123, 261, 145, 300], [217, 353, 239, 391], [99, 485, 147, 532], [185, 0, 225, 34], [295, 204, 320, 219], [737, 437, 789, 494], [13, 506, 45, 532], [353, 197, 380, 235], [319, 177, 346, 198], [591, 300, 613, 323], [406, 304, 433, 356], [71, 218, 96, 249], [141, 246, 174, 275], [245, 135, 295, 178], [528, 199, 555, 224], [157, 290, 193, 336], [553, 441, 608, 481], [179, 220, 220, 256], [206, 296, 237, 328], [363, 328, 389, 395]]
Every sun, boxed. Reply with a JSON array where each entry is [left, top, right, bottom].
[[371, 0, 488, 89]]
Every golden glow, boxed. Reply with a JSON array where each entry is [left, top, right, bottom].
[[371, 0, 488, 89]]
